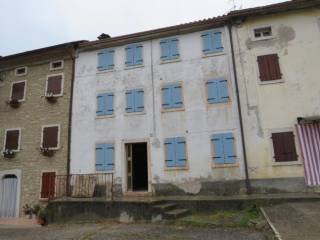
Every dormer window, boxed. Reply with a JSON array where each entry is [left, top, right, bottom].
[[253, 26, 272, 40], [50, 60, 64, 71], [15, 67, 27, 76]]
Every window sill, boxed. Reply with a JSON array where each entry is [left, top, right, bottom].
[[96, 115, 114, 119], [50, 67, 64, 71], [251, 36, 274, 42], [95, 170, 115, 174], [207, 100, 232, 107], [164, 166, 188, 171], [160, 58, 181, 65], [272, 161, 303, 167], [124, 64, 144, 70], [45, 94, 64, 98], [259, 79, 284, 85], [39, 198, 49, 202], [124, 111, 146, 116], [96, 68, 115, 74], [161, 107, 185, 113], [212, 163, 239, 169], [202, 51, 226, 58]]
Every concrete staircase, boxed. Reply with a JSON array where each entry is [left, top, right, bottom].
[[152, 201, 190, 220]]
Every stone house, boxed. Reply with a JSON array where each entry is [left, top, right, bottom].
[[0, 42, 84, 217]]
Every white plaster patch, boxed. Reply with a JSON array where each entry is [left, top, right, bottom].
[[119, 211, 133, 223], [174, 180, 202, 195]]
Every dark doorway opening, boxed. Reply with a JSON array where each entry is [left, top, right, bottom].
[[130, 143, 148, 191]]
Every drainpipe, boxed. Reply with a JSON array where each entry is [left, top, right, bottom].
[[227, 23, 252, 194]]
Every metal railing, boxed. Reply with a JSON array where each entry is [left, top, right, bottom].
[[50, 173, 114, 200]]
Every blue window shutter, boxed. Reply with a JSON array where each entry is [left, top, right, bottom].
[[223, 133, 236, 164], [217, 79, 229, 102], [165, 138, 176, 167], [160, 40, 169, 60], [207, 80, 219, 103], [135, 89, 144, 112], [213, 31, 223, 53], [126, 90, 134, 113], [134, 45, 143, 65], [95, 144, 106, 171], [212, 134, 225, 164], [97, 51, 108, 70], [105, 144, 114, 170], [107, 50, 115, 69], [169, 38, 179, 59], [173, 85, 182, 108], [96, 94, 105, 116], [125, 46, 134, 66], [105, 93, 114, 115], [162, 87, 172, 108], [175, 137, 186, 167], [202, 32, 213, 53]]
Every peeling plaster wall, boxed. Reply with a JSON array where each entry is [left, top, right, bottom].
[[71, 26, 245, 194], [232, 9, 320, 180]]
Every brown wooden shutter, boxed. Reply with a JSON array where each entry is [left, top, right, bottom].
[[42, 126, 59, 148], [11, 82, 25, 101], [272, 132, 297, 162], [41, 172, 56, 199], [5, 130, 19, 150], [258, 54, 282, 81], [47, 75, 62, 95]]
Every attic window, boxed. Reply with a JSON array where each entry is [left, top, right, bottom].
[[50, 60, 64, 70], [15, 67, 27, 76], [253, 26, 272, 40]]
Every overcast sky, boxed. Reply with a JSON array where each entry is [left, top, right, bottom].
[[0, 0, 286, 56]]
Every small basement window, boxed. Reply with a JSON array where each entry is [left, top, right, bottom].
[[50, 60, 64, 70], [253, 26, 272, 40], [10, 81, 26, 102], [15, 67, 27, 76], [41, 125, 60, 150], [46, 74, 63, 96], [4, 129, 21, 151]]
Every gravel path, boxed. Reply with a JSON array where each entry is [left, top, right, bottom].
[[0, 221, 265, 240]]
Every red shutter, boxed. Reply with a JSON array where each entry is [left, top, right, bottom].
[[11, 82, 25, 101], [41, 172, 56, 199], [258, 54, 282, 81], [5, 130, 20, 150], [42, 126, 59, 148], [47, 75, 62, 95], [272, 132, 297, 162]]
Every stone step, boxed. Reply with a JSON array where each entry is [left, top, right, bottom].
[[153, 203, 177, 212], [163, 208, 191, 220]]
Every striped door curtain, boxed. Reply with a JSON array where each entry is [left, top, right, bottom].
[[296, 123, 320, 186]]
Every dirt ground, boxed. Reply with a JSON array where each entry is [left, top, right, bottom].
[[0, 221, 266, 240], [264, 202, 320, 240]]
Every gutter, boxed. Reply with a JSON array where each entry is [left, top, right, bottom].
[[227, 23, 251, 194]]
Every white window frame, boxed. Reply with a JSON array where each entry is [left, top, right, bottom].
[[10, 80, 27, 102], [3, 128, 22, 152], [251, 25, 273, 41], [49, 60, 64, 71], [45, 73, 64, 97], [40, 124, 61, 150], [14, 66, 27, 76]]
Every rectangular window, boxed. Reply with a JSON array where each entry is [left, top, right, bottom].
[[160, 38, 179, 61], [202, 30, 224, 54], [50, 60, 64, 70], [207, 79, 229, 104], [97, 49, 114, 71], [162, 84, 183, 109], [41, 125, 60, 149], [126, 89, 144, 113], [46, 74, 63, 96], [258, 54, 282, 82], [164, 137, 187, 168], [11, 81, 26, 101], [212, 133, 236, 165], [96, 93, 114, 116], [95, 143, 114, 171], [4, 129, 20, 151], [254, 26, 272, 39], [15, 66, 27, 76], [271, 131, 298, 162], [40, 172, 56, 199], [125, 44, 143, 66]]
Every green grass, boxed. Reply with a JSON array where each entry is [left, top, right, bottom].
[[173, 206, 260, 228]]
